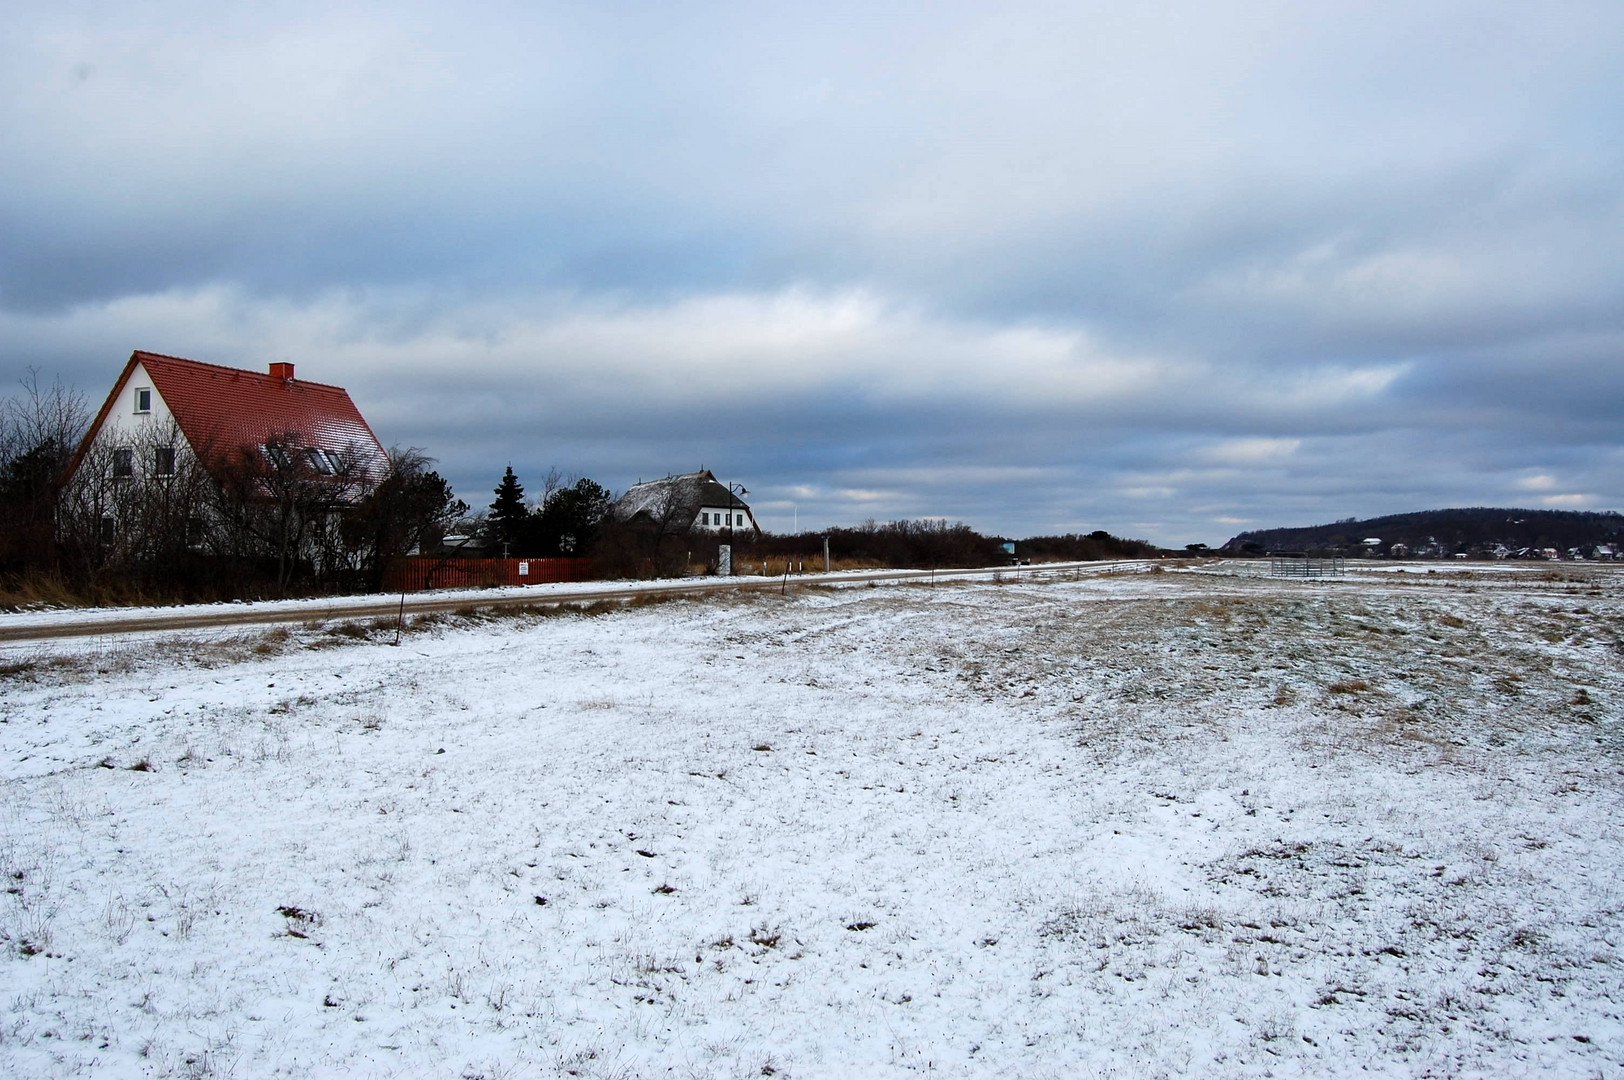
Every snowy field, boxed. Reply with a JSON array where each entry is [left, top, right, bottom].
[[2, 562, 1622, 1078]]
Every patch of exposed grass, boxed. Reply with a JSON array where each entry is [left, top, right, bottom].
[[277, 905, 322, 939], [0, 655, 77, 682], [252, 627, 292, 655]]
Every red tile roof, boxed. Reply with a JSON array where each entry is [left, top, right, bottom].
[[70, 350, 388, 485]]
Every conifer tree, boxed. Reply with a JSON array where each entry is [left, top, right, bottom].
[[487, 465, 528, 553]]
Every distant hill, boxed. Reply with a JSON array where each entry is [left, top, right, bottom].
[[1222, 507, 1623, 557]]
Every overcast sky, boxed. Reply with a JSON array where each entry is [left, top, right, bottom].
[[4, 1, 1622, 544]]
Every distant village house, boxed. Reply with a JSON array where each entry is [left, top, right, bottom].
[[609, 469, 759, 537]]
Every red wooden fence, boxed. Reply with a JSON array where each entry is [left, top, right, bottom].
[[381, 556, 595, 592]]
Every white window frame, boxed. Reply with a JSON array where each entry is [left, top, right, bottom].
[[133, 387, 152, 414]]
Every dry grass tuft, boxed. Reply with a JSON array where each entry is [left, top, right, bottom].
[[252, 627, 292, 655], [0, 655, 79, 682], [0, 569, 163, 611]]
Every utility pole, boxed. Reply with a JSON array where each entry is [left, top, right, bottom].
[[723, 480, 747, 577]]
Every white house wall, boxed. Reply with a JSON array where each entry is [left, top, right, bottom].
[[694, 506, 755, 531], [97, 363, 173, 438], [90, 361, 197, 475]]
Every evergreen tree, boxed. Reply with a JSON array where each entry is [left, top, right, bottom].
[[535, 477, 611, 555], [487, 466, 529, 554]]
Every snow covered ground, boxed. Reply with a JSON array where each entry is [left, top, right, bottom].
[[2, 563, 1621, 1078]]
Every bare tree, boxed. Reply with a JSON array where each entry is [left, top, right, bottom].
[[0, 370, 88, 573], [595, 486, 700, 578], [208, 431, 379, 588], [57, 420, 385, 596], [55, 417, 216, 594], [540, 466, 564, 506]]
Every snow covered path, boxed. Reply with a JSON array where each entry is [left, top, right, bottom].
[[0, 562, 1115, 644], [2, 565, 1621, 1077]]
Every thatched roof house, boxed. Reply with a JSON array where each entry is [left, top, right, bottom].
[[609, 470, 760, 536]]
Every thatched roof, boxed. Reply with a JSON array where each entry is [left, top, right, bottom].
[[610, 469, 756, 532]]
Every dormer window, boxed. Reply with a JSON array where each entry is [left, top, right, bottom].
[[262, 444, 291, 470], [306, 448, 346, 475], [134, 387, 152, 414]]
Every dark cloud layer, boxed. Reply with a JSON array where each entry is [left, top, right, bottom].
[[3, 1, 1622, 544]]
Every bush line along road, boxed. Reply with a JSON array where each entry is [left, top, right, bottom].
[[0, 561, 1139, 644]]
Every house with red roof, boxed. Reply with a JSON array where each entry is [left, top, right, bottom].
[[68, 351, 386, 487], [63, 351, 388, 580]]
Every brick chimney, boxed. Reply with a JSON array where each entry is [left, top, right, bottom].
[[269, 362, 295, 381]]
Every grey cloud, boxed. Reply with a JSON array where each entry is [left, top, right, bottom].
[[2, 1, 1621, 544]]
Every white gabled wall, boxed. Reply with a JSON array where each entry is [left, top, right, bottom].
[[85, 361, 198, 479], [64, 362, 202, 555]]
